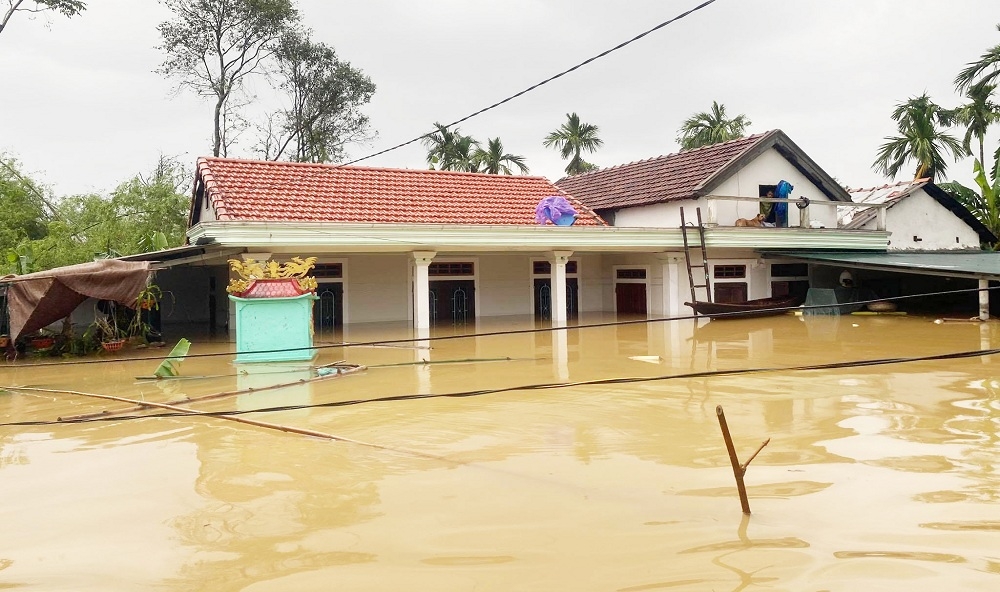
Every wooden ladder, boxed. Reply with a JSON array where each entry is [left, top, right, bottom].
[[680, 207, 712, 309]]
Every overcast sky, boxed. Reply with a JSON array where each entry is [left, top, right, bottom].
[[2, 0, 999, 198]]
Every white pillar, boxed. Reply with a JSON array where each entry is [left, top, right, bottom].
[[412, 251, 436, 329], [552, 325, 569, 381], [550, 250, 573, 324], [655, 252, 684, 318], [979, 278, 990, 321]]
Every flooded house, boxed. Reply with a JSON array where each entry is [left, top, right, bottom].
[[556, 130, 1000, 318], [140, 132, 898, 338]]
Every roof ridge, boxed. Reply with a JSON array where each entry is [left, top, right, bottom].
[[554, 131, 773, 184], [197, 156, 552, 181]]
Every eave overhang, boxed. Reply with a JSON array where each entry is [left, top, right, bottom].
[[188, 221, 889, 253]]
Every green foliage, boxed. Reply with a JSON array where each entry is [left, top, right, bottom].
[[676, 101, 751, 150], [940, 152, 1000, 246], [157, 0, 300, 157], [0, 156, 50, 256], [543, 112, 604, 176], [947, 84, 1000, 168], [423, 123, 482, 172], [0, 0, 86, 36], [955, 23, 1000, 93], [262, 31, 376, 163], [872, 94, 965, 181], [153, 338, 192, 377], [1, 158, 190, 273], [472, 138, 529, 175]]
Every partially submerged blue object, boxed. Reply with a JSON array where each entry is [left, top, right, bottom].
[[535, 195, 578, 226]]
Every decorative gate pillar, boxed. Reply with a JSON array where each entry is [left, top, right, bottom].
[[228, 256, 318, 363], [550, 250, 573, 325], [413, 251, 436, 329]]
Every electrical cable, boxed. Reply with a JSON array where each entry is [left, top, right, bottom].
[[3, 345, 998, 428], [341, 0, 721, 166], [4, 284, 998, 368]]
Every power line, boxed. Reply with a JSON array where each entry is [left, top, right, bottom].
[[4, 284, 998, 368], [341, 0, 721, 166], [4, 345, 998, 428]]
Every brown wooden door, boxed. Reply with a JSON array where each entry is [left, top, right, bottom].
[[714, 283, 748, 303], [615, 283, 647, 315]]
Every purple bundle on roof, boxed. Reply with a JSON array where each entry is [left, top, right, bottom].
[[535, 195, 578, 226]]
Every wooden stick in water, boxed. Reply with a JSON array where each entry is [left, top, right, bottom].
[[717, 405, 753, 515]]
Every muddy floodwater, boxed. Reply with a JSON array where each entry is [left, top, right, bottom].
[[2, 314, 1000, 591]]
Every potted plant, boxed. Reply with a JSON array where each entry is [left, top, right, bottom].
[[89, 315, 127, 352], [136, 284, 163, 312], [29, 330, 56, 351]]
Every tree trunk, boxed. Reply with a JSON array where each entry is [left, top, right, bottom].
[[213, 96, 224, 157]]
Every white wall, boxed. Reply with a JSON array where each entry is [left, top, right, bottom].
[[348, 255, 409, 323], [578, 253, 606, 313], [479, 254, 531, 316], [857, 189, 981, 250], [612, 147, 840, 229]]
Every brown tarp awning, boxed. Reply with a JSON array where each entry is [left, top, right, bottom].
[[2, 260, 151, 340]]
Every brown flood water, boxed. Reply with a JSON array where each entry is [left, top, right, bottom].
[[2, 314, 1000, 591]]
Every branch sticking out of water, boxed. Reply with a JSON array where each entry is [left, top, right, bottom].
[[716, 405, 769, 515]]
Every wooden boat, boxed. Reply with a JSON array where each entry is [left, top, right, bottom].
[[685, 295, 803, 319]]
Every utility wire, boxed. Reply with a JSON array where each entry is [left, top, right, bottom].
[[4, 345, 998, 428], [4, 284, 998, 368], [341, 0, 721, 166]]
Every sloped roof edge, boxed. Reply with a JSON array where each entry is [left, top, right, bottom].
[[695, 130, 852, 202]]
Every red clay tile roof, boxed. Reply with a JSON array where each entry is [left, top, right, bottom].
[[555, 133, 772, 210], [194, 158, 606, 226]]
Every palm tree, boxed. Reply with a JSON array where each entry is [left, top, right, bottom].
[[872, 94, 965, 181], [449, 134, 481, 172], [676, 101, 751, 150], [472, 138, 529, 175], [955, 24, 1000, 93], [949, 84, 1000, 169], [543, 112, 603, 176], [422, 122, 480, 171]]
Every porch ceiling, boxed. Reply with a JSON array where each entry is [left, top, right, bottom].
[[762, 250, 1000, 280], [188, 222, 889, 254]]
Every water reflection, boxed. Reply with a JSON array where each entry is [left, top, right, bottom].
[[1, 314, 999, 589]]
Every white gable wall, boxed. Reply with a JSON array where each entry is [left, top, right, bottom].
[[612, 148, 839, 229], [856, 189, 980, 250]]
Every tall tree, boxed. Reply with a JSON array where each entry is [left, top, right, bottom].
[[0, 0, 85, 37], [260, 31, 376, 163], [157, 0, 299, 157], [473, 137, 529, 175], [676, 101, 751, 150], [872, 94, 965, 181], [543, 112, 603, 176], [949, 84, 999, 170], [422, 123, 480, 172], [955, 24, 1000, 93]]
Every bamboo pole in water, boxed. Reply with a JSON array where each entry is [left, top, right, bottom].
[[12, 385, 456, 464], [716, 405, 769, 515]]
